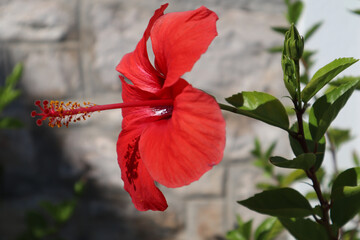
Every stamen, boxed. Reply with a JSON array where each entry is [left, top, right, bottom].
[[31, 99, 173, 128]]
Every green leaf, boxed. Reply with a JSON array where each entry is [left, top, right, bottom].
[[330, 168, 360, 227], [309, 78, 360, 142], [25, 211, 48, 238], [288, 122, 326, 171], [353, 151, 360, 167], [256, 182, 278, 190], [281, 169, 307, 187], [0, 117, 23, 129], [270, 153, 316, 170], [267, 46, 283, 53], [286, 1, 304, 24], [329, 76, 360, 90], [327, 128, 352, 149], [304, 21, 322, 40], [301, 58, 358, 103], [56, 200, 76, 224], [331, 185, 360, 227], [271, 26, 289, 35], [351, 9, 360, 15], [238, 188, 312, 218], [0, 63, 23, 112], [279, 218, 328, 240], [255, 218, 283, 240], [74, 179, 86, 196], [226, 216, 252, 240], [225, 92, 289, 130], [331, 167, 360, 198]]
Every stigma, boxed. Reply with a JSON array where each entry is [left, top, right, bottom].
[[31, 99, 174, 128]]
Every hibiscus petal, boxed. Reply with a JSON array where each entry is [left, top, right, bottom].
[[151, 6, 218, 88], [117, 127, 168, 211], [116, 4, 168, 93], [139, 80, 226, 188], [120, 77, 172, 128]]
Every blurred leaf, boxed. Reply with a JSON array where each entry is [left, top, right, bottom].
[[351, 9, 360, 15], [251, 138, 262, 157], [41, 200, 77, 224], [309, 78, 360, 142], [281, 169, 307, 187], [0, 63, 23, 112], [267, 46, 283, 53], [271, 26, 289, 35], [329, 76, 360, 90], [304, 21, 323, 40], [226, 216, 252, 240], [256, 182, 278, 190], [265, 142, 277, 159], [0, 117, 23, 129], [342, 229, 360, 240], [279, 218, 328, 240], [238, 188, 313, 218], [301, 50, 316, 70], [74, 179, 86, 196], [353, 151, 360, 167], [56, 200, 77, 224], [288, 122, 326, 171], [286, 1, 304, 24], [327, 128, 352, 149], [270, 153, 316, 170], [301, 58, 358, 103], [255, 217, 283, 240], [25, 211, 48, 239], [226, 92, 289, 131]]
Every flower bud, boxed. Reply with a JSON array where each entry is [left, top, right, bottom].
[[284, 24, 304, 61], [281, 54, 297, 99]]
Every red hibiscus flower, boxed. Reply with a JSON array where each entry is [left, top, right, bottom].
[[116, 4, 225, 211], [31, 3, 226, 211]]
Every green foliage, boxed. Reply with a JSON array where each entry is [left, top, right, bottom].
[[351, 9, 360, 15], [224, 1, 360, 239], [279, 218, 328, 240], [226, 216, 283, 240], [252, 138, 276, 178], [330, 168, 360, 227], [270, 153, 316, 170], [327, 128, 352, 149], [329, 76, 360, 90], [238, 188, 313, 218], [225, 92, 289, 130], [0, 63, 23, 129], [17, 179, 85, 240], [288, 122, 326, 171], [301, 58, 358, 103], [309, 78, 360, 142], [304, 21, 323, 40], [285, 0, 304, 24]]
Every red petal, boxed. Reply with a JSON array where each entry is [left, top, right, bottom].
[[116, 4, 168, 93], [139, 80, 226, 188], [151, 6, 218, 88], [117, 127, 168, 211], [120, 77, 172, 128]]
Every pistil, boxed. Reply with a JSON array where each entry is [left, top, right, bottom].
[[31, 99, 173, 128]]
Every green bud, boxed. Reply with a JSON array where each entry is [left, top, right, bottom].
[[281, 54, 297, 99], [284, 24, 304, 61]]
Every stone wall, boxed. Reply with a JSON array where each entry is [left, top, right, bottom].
[[0, 0, 288, 239]]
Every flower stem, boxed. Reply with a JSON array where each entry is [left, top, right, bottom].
[[294, 103, 338, 239]]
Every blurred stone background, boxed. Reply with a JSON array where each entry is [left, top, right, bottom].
[[0, 0, 290, 239]]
